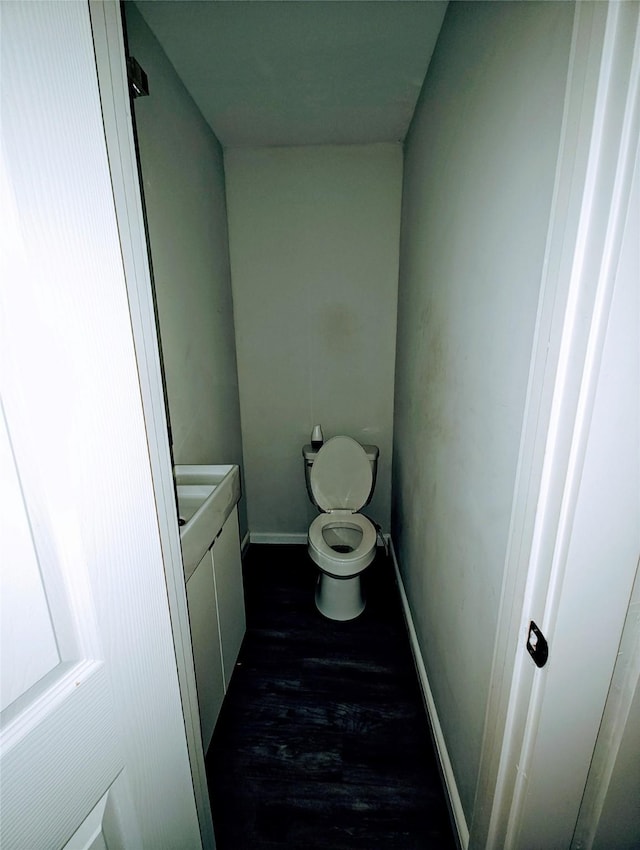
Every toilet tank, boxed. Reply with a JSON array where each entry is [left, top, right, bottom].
[[303, 442, 379, 509]]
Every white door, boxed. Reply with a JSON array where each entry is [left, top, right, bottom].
[[474, 3, 640, 847], [512, 129, 640, 850], [0, 2, 202, 847], [0, 400, 130, 849], [470, 2, 640, 850]]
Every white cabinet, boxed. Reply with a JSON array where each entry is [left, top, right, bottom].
[[212, 508, 246, 688], [185, 506, 245, 752], [186, 548, 225, 752]]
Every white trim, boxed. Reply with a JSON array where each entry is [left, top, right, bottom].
[[88, 4, 213, 848], [389, 540, 469, 850], [249, 532, 308, 545], [240, 530, 251, 557], [248, 532, 390, 547]]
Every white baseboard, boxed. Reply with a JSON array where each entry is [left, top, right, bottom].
[[388, 539, 470, 850], [249, 532, 389, 547], [240, 530, 251, 556], [249, 532, 308, 545]]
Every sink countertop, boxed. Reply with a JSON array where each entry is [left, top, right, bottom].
[[175, 464, 241, 581]]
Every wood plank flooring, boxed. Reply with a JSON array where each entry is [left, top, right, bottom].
[[206, 544, 457, 850]]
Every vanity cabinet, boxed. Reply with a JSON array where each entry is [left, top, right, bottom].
[[185, 505, 245, 752], [186, 547, 224, 751], [212, 508, 245, 688]]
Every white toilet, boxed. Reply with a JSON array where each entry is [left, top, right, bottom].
[[303, 436, 379, 620]]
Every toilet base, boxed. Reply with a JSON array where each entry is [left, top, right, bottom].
[[315, 572, 365, 621]]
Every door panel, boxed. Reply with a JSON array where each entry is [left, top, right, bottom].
[[1, 663, 122, 849], [63, 774, 137, 850], [0, 407, 60, 710], [0, 285, 126, 847]]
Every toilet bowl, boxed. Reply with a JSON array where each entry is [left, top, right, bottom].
[[304, 436, 379, 620]]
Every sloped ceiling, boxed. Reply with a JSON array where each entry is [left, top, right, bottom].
[[133, 1, 447, 147]]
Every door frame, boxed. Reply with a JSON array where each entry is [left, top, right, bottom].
[[88, 3, 215, 848], [471, 2, 640, 847]]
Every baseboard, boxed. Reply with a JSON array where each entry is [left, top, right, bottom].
[[249, 532, 308, 545], [240, 530, 251, 557], [249, 532, 389, 547], [388, 538, 470, 850]]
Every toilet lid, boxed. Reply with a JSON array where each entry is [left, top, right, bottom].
[[310, 436, 372, 512]]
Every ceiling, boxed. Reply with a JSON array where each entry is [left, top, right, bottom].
[[134, 1, 448, 148]]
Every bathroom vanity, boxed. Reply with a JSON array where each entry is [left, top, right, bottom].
[[176, 465, 245, 751]]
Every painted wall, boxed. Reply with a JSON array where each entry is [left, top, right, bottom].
[[392, 0, 574, 823], [125, 6, 246, 535], [225, 145, 402, 537]]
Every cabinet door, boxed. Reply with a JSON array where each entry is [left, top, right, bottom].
[[212, 508, 246, 688], [186, 550, 224, 752]]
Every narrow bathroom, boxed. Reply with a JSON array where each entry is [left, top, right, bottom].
[[3, 2, 638, 848], [121, 2, 639, 848], [124, 3, 448, 844]]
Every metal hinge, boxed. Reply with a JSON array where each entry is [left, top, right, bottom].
[[127, 56, 149, 99]]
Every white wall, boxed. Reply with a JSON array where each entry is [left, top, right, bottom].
[[125, 6, 246, 535], [392, 0, 574, 823], [225, 145, 402, 537]]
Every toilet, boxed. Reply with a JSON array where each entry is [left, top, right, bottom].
[[303, 436, 379, 620]]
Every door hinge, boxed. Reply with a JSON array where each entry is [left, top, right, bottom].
[[526, 620, 549, 668], [127, 56, 149, 99]]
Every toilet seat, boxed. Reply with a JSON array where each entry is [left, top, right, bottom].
[[308, 510, 377, 577]]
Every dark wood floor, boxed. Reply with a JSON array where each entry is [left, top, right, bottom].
[[206, 544, 457, 850]]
